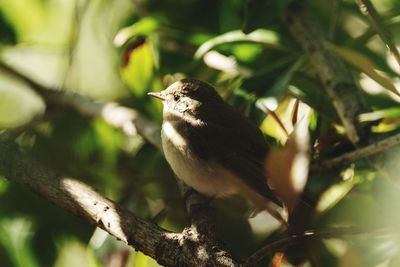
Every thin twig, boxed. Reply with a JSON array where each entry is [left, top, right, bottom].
[[244, 226, 391, 267], [0, 61, 162, 150], [312, 132, 400, 170]]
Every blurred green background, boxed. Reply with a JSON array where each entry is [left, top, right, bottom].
[[1, 0, 400, 266]]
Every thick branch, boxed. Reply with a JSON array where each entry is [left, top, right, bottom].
[[284, 2, 371, 145], [0, 62, 162, 151], [0, 140, 171, 264], [0, 62, 235, 265], [0, 61, 221, 229], [0, 139, 238, 267]]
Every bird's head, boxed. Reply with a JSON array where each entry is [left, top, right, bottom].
[[148, 79, 221, 120]]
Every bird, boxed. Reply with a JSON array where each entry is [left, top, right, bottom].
[[148, 78, 282, 210]]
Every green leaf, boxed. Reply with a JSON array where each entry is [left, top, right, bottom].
[[121, 39, 155, 97], [0, 0, 45, 41], [194, 29, 281, 59], [0, 218, 40, 267], [317, 177, 355, 212], [268, 56, 305, 98], [54, 238, 99, 267], [359, 107, 400, 122], [329, 44, 399, 96], [289, 76, 338, 121], [0, 71, 45, 129], [357, 0, 400, 68], [0, 178, 8, 196], [114, 17, 159, 47], [130, 251, 162, 267], [0, 13, 16, 44]]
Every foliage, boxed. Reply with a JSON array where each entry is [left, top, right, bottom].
[[0, 0, 400, 266]]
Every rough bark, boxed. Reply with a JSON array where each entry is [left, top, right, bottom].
[[284, 2, 371, 145], [0, 140, 239, 267]]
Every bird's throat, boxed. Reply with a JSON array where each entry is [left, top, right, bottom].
[[162, 121, 188, 149]]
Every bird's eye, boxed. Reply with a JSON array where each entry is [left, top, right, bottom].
[[173, 95, 180, 101]]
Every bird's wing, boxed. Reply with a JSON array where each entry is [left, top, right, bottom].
[[217, 152, 281, 206], [183, 109, 281, 206]]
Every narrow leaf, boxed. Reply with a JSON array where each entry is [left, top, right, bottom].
[[359, 107, 400, 122], [268, 56, 305, 98], [265, 110, 310, 211], [357, 0, 400, 68], [330, 44, 399, 96], [114, 17, 159, 47], [194, 29, 280, 59], [121, 38, 154, 97]]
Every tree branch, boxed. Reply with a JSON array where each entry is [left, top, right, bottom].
[[284, 2, 371, 145], [0, 62, 236, 265], [0, 62, 162, 151], [0, 139, 239, 267], [313, 132, 400, 170]]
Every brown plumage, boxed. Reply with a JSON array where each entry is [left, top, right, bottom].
[[149, 79, 281, 208]]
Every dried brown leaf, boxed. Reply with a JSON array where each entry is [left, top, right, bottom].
[[265, 115, 310, 211]]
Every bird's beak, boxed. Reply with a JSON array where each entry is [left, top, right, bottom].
[[147, 92, 166, 101]]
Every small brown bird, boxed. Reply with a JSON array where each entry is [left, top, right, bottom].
[[148, 79, 281, 209]]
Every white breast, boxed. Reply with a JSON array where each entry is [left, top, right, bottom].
[[161, 121, 236, 197]]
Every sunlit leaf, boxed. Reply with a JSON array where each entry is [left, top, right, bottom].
[[0, 72, 45, 129], [131, 251, 162, 267], [259, 97, 292, 143], [203, 50, 251, 77], [0, 0, 46, 41], [329, 44, 399, 96], [121, 38, 155, 97], [357, 0, 400, 68], [114, 17, 159, 47], [288, 77, 339, 121], [231, 43, 263, 63], [268, 56, 305, 98], [317, 178, 355, 212], [265, 112, 310, 211], [359, 107, 400, 122], [259, 97, 311, 143], [194, 29, 281, 59], [188, 32, 213, 45]]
